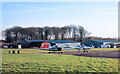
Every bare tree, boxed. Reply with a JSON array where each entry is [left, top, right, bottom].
[[51, 27, 61, 40], [37, 28, 44, 40], [78, 26, 91, 42], [3, 25, 91, 42], [43, 26, 52, 40], [60, 27, 67, 40]]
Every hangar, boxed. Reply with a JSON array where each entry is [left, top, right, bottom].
[[82, 40, 120, 48], [12, 40, 80, 48], [15, 40, 55, 48]]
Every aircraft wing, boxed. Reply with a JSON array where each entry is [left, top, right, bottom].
[[73, 46, 83, 50], [62, 46, 83, 50], [49, 48, 58, 51], [83, 46, 92, 50], [62, 48, 74, 50]]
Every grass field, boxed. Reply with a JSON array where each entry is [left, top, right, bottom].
[[1, 48, 120, 72], [2, 48, 119, 53], [63, 48, 120, 52]]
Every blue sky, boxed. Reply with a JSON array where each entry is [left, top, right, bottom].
[[2, 2, 118, 38]]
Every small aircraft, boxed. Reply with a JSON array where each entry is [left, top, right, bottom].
[[34, 43, 93, 54], [48, 45, 63, 54], [74, 45, 93, 52], [63, 44, 93, 52], [37, 45, 63, 54]]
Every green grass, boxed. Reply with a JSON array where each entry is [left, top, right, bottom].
[[62, 48, 119, 52], [2, 48, 48, 53], [2, 48, 119, 53], [1, 48, 120, 72], [88, 48, 119, 51]]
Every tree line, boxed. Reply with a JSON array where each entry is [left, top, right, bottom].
[[2, 25, 91, 43]]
